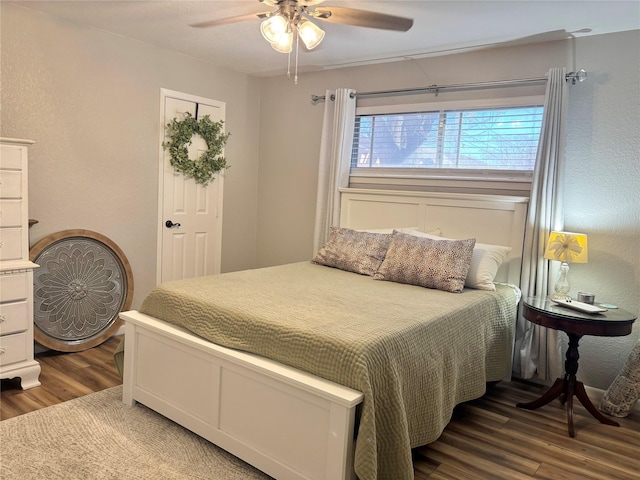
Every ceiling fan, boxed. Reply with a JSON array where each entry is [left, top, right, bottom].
[[190, 0, 414, 54]]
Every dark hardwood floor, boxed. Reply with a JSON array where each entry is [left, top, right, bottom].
[[2, 336, 639, 479]]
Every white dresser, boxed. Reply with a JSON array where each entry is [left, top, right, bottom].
[[0, 138, 40, 389]]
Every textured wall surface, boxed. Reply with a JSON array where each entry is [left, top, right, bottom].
[[564, 31, 640, 390], [1, 3, 261, 308]]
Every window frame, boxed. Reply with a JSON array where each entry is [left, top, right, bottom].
[[350, 95, 544, 194]]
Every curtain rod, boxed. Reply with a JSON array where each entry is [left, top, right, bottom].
[[310, 69, 587, 104]]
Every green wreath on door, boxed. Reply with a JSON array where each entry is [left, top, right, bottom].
[[163, 112, 231, 186]]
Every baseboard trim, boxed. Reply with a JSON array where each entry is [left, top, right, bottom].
[[584, 384, 640, 414]]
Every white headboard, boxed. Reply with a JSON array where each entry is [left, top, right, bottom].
[[339, 188, 529, 286]]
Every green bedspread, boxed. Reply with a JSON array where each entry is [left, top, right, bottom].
[[140, 262, 518, 480]]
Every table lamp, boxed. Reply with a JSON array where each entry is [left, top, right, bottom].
[[543, 231, 588, 300]]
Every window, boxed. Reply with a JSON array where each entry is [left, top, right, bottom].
[[347, 95, 544, 199], [352, 105, 543, 172]]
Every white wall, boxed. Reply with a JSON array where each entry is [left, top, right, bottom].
[[1, 3, 261, 309], [564, 31, 640, 389], [257, 32, 640, 391]]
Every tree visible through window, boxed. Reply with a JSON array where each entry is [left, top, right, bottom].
[[351, 106, 543, 171]]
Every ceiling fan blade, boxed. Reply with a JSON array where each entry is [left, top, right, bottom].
[[190, 12, 269, 29], [313, 7, 413, 32]]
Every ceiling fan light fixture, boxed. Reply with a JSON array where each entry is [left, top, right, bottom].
[[260, 15, 288, 43], [270, 29, 293, 53], [191, 2, 416, 83], [297, 18, 324, 50]]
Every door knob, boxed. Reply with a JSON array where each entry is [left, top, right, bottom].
[[165, 220, 181, 229]]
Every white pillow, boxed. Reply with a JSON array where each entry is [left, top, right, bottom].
[[398, 226, 442, 237], [398, 229, 511, 291], [356, 227, 417, 234]]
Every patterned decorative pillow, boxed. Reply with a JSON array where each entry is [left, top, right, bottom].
[[374, 232, 476, 293], [399, 229, 511, 291], [312, 227, 392, 276]]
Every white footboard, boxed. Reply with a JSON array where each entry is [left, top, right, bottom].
[[120, 311, 364, 480]]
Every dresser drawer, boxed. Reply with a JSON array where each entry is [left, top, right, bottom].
[[0, 228, 24, 261], [0, 332, 28, 366], [0, 145, 24, 170], [0, 170, 23, 199], [0, 301, 28, 335], [0, 272, 28, 302], [0, 200, 22, 227]]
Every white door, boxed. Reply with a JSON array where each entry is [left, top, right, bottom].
[[158, 90, 225, 284]]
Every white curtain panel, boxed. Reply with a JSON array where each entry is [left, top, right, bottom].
[[312, 88, 357, 253], [513, 67, 568, 381]]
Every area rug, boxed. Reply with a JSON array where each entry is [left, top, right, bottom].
[[0, 386, 271, 479]]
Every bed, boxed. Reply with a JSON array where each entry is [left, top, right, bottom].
[[121, 189, 528, 480]]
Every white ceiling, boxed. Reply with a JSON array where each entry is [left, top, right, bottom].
[[8, 1, 640, 77]]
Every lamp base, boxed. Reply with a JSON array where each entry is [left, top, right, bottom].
[[550, 262, 571, 301]]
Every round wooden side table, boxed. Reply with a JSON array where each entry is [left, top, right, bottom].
[[517, 296, 637, 437]]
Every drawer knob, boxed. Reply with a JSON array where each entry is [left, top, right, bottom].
[[0, 347, 5, 355], [0, 314, 5, 322]]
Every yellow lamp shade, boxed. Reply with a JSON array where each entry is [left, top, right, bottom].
[[543, 231, 588, 263]]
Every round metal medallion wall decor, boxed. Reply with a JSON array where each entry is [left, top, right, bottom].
[[30, 230, 134, 352]]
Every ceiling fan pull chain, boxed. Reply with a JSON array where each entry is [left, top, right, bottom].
[[285, 20, 292, 81], [294, 29, 299, 85]]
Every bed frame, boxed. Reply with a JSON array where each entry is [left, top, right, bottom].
[[121, 189, 528, 480]]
